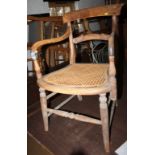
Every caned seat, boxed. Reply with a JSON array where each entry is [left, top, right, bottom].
[[38, 64, 110, 95], [31, 4, 123, 153]]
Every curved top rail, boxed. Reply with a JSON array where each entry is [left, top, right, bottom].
[[63, 4, 124, 23], [27, 15, 62, 22]]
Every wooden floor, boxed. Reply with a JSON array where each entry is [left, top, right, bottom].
[[27, 63, 127, 155]]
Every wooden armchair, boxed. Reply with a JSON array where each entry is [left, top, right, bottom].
[[31, 4, 123, 153]]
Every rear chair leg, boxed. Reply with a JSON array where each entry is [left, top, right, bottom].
[[99, 93, 110, 153], [110, 100, 116, 126], [39, 88, 48, 131], [109, 76, 117, 126], [77, 95, 83, 101]]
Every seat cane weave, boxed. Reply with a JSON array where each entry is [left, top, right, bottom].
[[42, 64, 109, 87]]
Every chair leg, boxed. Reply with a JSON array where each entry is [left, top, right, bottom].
[[77, 95, 83, 101], [39, 88, 48, 131], [99, 93, 110, 153], [110, 100, 116, 126]]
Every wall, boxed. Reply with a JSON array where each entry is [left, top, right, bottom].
[[27, 0, 105, 15], [75, 0, 105, 10], [27, 0, 105, 42], [27, 0, 49, 15], [74, 0, 105, 33]]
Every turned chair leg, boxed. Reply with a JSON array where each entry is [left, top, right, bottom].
[[39, 88, 48, 131], [99, 93, 110, 153], [77, 95, 83, 101], [110, 100, 116, 126]]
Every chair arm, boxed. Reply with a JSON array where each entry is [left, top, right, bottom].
[[31, 26, 70, 51], [30, 26, 70, 79]]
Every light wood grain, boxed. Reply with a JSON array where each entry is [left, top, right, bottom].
[[63, 4, 123, 23], [73, 33, 110, 44], [99, 94, 110, 152], [39, 88, 48, 131], [47, 108, 101, 125]]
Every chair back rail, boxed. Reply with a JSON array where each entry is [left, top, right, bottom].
[[63, 4, 123, 23], [73, 33, 111, 44], [27, 15, 62, 22]]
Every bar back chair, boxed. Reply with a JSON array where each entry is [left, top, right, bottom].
[[31, 4, 123, 153]]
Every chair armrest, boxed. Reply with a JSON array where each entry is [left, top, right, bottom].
[[31, 26, 70, 51]]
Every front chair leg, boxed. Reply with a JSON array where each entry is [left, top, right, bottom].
[[99, 93, 110, 153], [39, 88, 48, 131]]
